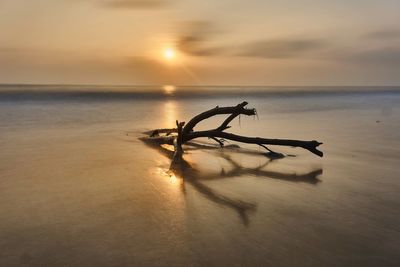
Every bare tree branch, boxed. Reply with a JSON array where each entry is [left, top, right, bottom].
[[216, 101, 251, 131], [182, 101, 256, 135], [142, 102, 323, 160], [184, 130, 323, 157]]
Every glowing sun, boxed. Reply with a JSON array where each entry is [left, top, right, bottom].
[[163, 48, 175, 60]]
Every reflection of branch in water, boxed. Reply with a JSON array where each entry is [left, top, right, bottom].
[[141, 138, 323, 225], [142, 139, 256, 225], [199, 152, 322, 185], [180, 173, 257, 226]]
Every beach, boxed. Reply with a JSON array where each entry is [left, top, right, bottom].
[[0, 86, 399, 266]]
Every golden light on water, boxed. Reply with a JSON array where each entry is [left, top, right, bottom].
[[154, 167, 182, 186], [164, 100, 177, 128], [168, 172, 179, 185], [163, 85, 176, 95]]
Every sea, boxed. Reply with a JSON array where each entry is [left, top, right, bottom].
[[0, 84, 399, 266]]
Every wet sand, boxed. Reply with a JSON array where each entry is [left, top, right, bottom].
[[0, 91, 399, 266]]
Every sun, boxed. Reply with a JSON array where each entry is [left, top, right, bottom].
[[163, 48, 175, 60]]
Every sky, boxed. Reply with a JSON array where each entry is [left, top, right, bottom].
[[0, 0, 400, 86]]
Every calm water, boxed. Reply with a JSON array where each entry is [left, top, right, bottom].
[[1, 86, 400, 266]]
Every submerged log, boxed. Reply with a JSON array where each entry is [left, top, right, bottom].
[[143, 101, 323, 162]]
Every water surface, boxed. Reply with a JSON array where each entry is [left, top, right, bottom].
[[0, 86, 399, 266]]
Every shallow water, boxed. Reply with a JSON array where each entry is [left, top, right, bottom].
[[0, 88, 400, 266]]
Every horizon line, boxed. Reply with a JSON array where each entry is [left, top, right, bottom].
[[1, 83, 400, 88]]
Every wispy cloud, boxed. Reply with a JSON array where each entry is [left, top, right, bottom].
[[174, 21, 328, 59], [98, 0, 171, 9], [176, 21, 226, 56], [177, 36, 224, 56], [364, 29, 400, 40], [237, 38, 327, 59], [347, 46, 400, 65]]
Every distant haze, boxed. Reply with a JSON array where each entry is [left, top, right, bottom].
[[0, 0, 400, 86]]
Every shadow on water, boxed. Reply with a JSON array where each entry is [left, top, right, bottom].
[[140, 138, 323, 226]]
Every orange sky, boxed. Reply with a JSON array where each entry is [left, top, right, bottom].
[[0, 0, 399, 85]]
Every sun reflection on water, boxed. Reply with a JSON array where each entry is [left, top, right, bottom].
[[168, 172, 179, 185], [154, 167, 182, 186], [164, 100, 178, 128], [163, 85, 176, 95]]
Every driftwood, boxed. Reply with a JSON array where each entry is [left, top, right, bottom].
[[140, 102, 323, 225], [142, 101, 323, 165]]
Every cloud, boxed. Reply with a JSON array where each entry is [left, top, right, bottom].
[[237, 38, 327, 58], [98, 0, 171, 9], [364, 29, 400, 40], [347, 47, 400, 65], [174, 23, 328, 59], [176, 21, 227, 57], [173, 20, 328, 59], [0, 47, 197, 84], [177, 35, 225, 56]]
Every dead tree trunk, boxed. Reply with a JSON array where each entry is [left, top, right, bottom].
[[172, 120, 185, 166], [142, 102, 323, 163]]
